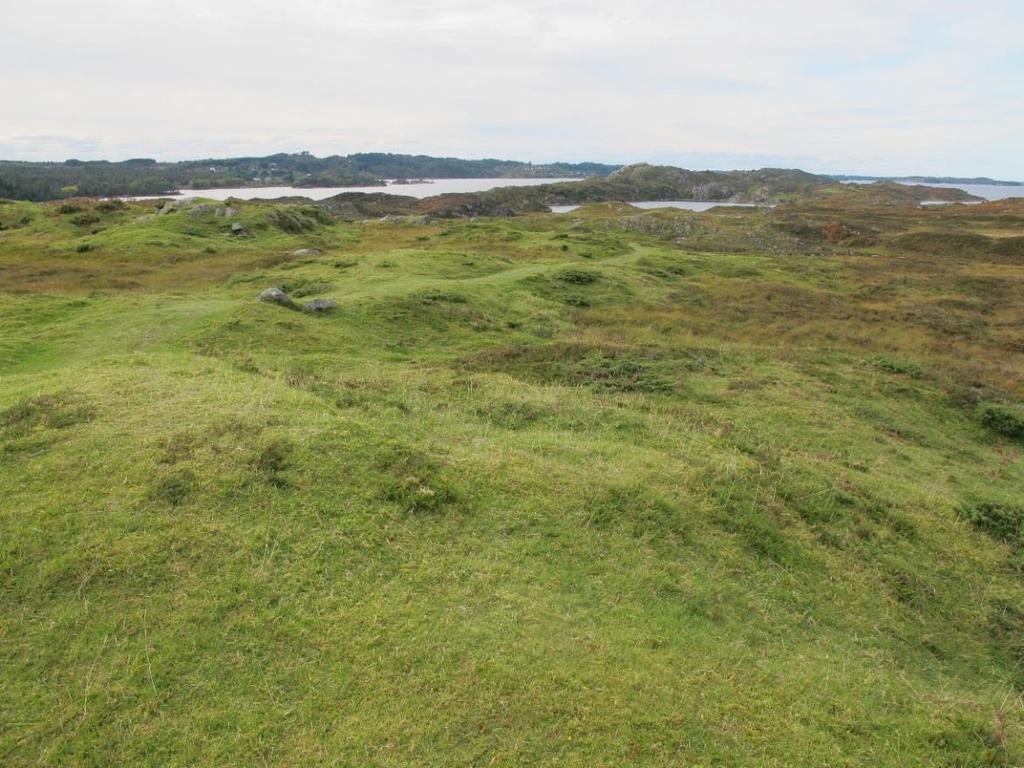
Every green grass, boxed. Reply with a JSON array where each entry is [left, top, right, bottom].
[[2, 196, 1024, 765]]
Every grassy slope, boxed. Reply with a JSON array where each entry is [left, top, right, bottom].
[[2, 198, 1024, 766]]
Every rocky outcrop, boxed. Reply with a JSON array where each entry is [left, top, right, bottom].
[[188, 203, 216, 217], [267, 208, 330, 233], [316, 192, 419, 220]]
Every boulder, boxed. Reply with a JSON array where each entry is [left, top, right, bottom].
[[302, 298, 338, 314], [216, 206, 238, 218], [156, 197, 198, 215], [188, 203, 216, 217], [231, 222, 249, 236], [258, 287, 298, 309]]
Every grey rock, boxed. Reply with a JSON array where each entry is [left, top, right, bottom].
[[155, 198, 197, 215], [188, 203, 216, 217], [216, 206, 238, 218], [258, 287, 298, 309], [292, 248, 319, 256], [302, 298, 338, 314], [231, 222, 249, 236]]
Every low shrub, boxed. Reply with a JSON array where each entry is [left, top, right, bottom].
[[978, 403, 1024, 439], [556, 269, 599, 285], [412, 289, 467, 304], [874, 356, 923, 379], [958, 501, 1024, 546], [96, 199, 125, 213]]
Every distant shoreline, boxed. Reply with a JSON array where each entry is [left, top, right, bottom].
[[834, 174, 1023, 187]]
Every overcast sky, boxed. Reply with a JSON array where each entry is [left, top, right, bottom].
[[4, 1, 1023, 177]]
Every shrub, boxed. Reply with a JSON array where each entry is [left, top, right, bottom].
[[978, 403, 1024, 440], [556, 269, 599, 285], [958, 501, 1024, 546], [96, 199, 125, 213], [412, 289, 466, 304], [821, 221, 853, 243], [562, 295, 591, 307], [874, 356, 923, 379]]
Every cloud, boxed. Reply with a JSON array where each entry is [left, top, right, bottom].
[[3, 0, 1023, 177]]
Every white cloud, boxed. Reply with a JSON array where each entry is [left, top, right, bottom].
[[2, 0, 1022, 177]]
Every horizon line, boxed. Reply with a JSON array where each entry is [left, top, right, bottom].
[[0, 150, 1020, 185]]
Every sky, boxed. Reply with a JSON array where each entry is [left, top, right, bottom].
[[3, 0, 1023, 178]]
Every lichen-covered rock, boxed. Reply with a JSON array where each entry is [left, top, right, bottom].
[[302, 298, 338, 314], [258, 287, 298, 309], [188, 204, 216, 217], [267, 208, 329, 233], [231, 222, 249, 236]]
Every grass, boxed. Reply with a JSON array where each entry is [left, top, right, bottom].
[[1, 195, 1024, 765]]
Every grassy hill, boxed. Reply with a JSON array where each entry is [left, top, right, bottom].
[[1, 193, 1023, 765]]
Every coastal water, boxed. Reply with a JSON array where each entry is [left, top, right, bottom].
[[146, 177, 1023, 208], [146, 177, 581, 201], [550, 201, 759, 214], [844, 180, 1024, 201], [909, 182, 1024, 201]]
